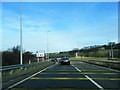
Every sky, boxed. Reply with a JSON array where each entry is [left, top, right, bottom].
[[2, 2, 118, 53], [1, 0, 119, 2]]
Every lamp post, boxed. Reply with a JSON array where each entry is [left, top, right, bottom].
[[76, 41, 79, 57], [77, 41, 79, 49], [111, 44, 114, 58], [20, 0, 23, 65], [47, 31, 50, 61], [108, 41, 115, 59]]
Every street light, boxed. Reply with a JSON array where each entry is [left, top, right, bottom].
[[20, 0, 23, 65], [47, 31, 50, 61], [75, 41, 79, 57], [111, 44, 114, 58], [108, 41, 115, 58]]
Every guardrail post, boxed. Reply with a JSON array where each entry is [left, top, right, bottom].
[[0, 72, 1, 78], [24, 67, 27, 70], [9, 70, 13, 75]]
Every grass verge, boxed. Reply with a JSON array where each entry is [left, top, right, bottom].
[[70, 57, 120, 70]]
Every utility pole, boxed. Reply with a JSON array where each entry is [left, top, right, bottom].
[[20, 0, 23, 65]]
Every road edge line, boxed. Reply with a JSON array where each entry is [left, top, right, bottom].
[[82, 61, 120, 73], [7, 64, 55, 89]]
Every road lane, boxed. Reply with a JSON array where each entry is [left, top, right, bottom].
[[9, 61, 120, 89], [10, 63, 99, 89], [72, 61, 120, 89]]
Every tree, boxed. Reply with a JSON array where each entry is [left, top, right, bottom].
[[2, 46, 35, 66], [23, 52, 35, 63]]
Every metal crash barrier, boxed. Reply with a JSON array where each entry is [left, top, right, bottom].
[[1, 61, 54, 83]]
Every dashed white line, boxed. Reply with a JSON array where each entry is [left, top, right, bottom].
[[7, 64, 55, 89], [73, 64, 104, 90], [85, 75, 104, 90], [71, 64, 81, 72], [71, 64, 74, 67], [75, 67, 81, 72]]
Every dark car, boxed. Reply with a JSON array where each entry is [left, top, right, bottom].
[[59, 57, 70, 65], [51, 58, 58, 62]]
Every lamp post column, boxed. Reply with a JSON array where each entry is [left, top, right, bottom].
[[47, 31, 50, 61], [20, 0, 23, 65]]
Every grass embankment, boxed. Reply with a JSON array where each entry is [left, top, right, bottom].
[[70, 57, 120, 70]]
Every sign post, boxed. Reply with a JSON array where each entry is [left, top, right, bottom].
[[36, 51, 45, 62]]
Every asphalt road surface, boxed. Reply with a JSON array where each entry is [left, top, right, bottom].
[[8, 61, 120, 90]]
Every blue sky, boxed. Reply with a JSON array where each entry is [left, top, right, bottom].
[[2, 2, 118, 53]]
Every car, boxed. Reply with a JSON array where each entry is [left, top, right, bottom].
[[59, 57, 70, 65], [51, 58, 58, 62]]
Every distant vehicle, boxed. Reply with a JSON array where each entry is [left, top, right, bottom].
[[59, 57, 70, 65], [51, 58, 58, 62]]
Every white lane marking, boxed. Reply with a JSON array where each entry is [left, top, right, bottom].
[[82, 62, 120, 73], [75, 67, 81, 72], [85, 75, 104, 90], [94, 64, 120, 73], [7, 64, 55, 89], [71, 63, 81, 72], [71, 64, 74, 67], [73, 65, 104, 90]]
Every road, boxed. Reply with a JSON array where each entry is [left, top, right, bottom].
[[8, 61, 120, 90]]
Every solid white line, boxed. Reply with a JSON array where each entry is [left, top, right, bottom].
[[94, 65, 120, 73], [82, 62, 120, 73], [7, 64, 55, 89], [85, 75, 104, 90]]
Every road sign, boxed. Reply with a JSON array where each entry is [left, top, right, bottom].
[[36, 51, 45, 57]]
